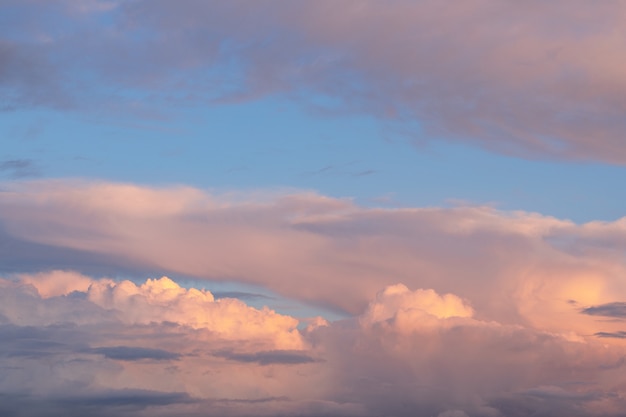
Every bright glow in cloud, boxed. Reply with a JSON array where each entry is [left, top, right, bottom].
[[19, 269, 92, 298], [360, 284, 474, 329]]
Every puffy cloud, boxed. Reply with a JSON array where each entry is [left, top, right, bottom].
[[360, 284, 474, 329], [3, 1, 626, 161], [0, 273, 326, 415], [19, 270, 92, 298], [86, 276, 303, 349], [311, 285, 626, 416], [4, 271, 303, 349]]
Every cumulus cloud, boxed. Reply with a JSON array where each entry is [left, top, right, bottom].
[[0, 272, 328, 416], [312, 285, 626, 417], [3, 1, 626, 161], [6, 271, 303, 349], [360, 284, 474, 329], [19, 269, 92, 298]]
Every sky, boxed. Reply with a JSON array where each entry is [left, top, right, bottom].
[[2, 1, 626, 416]]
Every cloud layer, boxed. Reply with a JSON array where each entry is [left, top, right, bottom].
[[1, 271, 626, 416], [3, 1, 626, 161], [2, 179, 626, 339]]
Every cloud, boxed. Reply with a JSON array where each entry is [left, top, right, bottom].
[[359, 283, 474, 329], [3, 179, 626, 341], [1, 271, 626, 416], [0, 159, 40, 179], [0, 390, 195, 417], [310, 285, 626, 417], [88, 346, 181, 361], [4, 180, 626, 414], [86, 277, 303, 349], [3, 1, 626, 161], [582, 302, 626, 319], [212, 291, 274, 302], [595, 331, 626, 339], [214, 349, 317, 366], [52, 389, 195, 408], [4, 271, 303, 350], [19, 270, 92, 298]]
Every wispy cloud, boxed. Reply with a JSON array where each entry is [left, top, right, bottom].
[[582, 302, 626, 318], [214, 349, 317, 366], [3, 1, 626, 161], [0, 159, 40, 179], [88, 346, 181, 361], [595, 331, 626, 339]]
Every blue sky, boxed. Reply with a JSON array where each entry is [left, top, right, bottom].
[[3, 97, 625, 223]]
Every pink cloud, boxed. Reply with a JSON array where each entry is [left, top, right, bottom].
[[4, 1, 626, 160], [2, 179, 626, 342], [314, 285, 626, 416], [1, 273, 626, 416]]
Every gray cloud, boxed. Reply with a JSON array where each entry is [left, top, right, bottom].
[[582, 302, 626, 319], [88, 346, 181, 361], [0, 390, 195, 417], [53, 389, 195, 408], [214, 349, 317, 366], [0, 323, 94, 360], [0, 224, 166, 277], [211, 291, 273, 302], [595, 331, 626, 339]]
